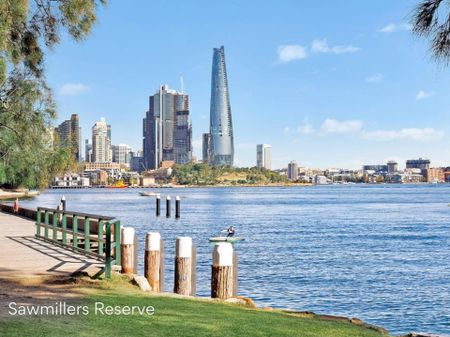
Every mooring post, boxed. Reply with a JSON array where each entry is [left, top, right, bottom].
[[156, 195, 161, 216], [61, 195, 66, 211], [211, 242, 234, 299], [166, 196, 171, 218], [175, 196, 181, 219], [120, 227, 135, 274], [174, 237, 192, 296], [145, 232, 161, 292]]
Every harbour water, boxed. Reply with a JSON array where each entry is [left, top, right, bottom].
[[20, 185, 450, 335]]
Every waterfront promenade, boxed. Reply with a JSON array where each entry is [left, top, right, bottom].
[[0, 211, 103, 279]]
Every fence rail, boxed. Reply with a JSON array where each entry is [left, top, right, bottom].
[[35, 207, 121, 278]]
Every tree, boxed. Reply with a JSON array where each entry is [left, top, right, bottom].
[[0, 0, 106, 189], [411, 0, 450, 64]]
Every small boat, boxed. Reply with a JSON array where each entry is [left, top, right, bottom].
[[139, 192, 159, 197], [209, 237, 245, 243], [107, 181, 128, 189]]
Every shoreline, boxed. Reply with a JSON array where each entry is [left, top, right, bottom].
[[0, 189, 39, 200]]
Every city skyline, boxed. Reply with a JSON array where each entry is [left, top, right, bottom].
[[46, 1, 450, 169]]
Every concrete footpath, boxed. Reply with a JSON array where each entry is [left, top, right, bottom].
[[0, 211, 103, 279]]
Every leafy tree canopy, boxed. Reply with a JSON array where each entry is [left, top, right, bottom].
[[0, 0, 105, 189]]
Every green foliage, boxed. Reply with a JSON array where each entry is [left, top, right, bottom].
[[0, 282, 387, 337], [0, 72, 75, 189], [0, 0, 105, 189], [172, 163, 287, 186]]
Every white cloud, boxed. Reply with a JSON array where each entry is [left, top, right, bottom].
[[277, 45, 308, 63], [60, 83, 90, 96], [311, 39, 360, 54], [365, 73, 383, 83], [283, 127, 291, 134], [320, 119, 363, 134], [378, 23, 411, 33], [297, 123, 314, 134], [416, 90, 435, 101], [363, 128, 444, 141]]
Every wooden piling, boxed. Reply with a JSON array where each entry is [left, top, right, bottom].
[[174, 237, 192, 296], [144, 232, 161, 292], [211, 242, 234, 299], [61, 195, 66, 211], [156, 195, 160, 216], [175, 196, 180, 219], [120, 227, 135, 274], [166, 196, 171, 218]]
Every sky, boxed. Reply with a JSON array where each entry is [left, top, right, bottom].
[[46, 0, 450, 170]]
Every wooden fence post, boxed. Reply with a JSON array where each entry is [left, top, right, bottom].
[[174, 237, 192, 296], [211, 242, 234, 299], [120, 227, 135, 274], [145, 232, 161, 292]]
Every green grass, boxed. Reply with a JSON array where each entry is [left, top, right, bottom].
[[0, 276, 388, 337]]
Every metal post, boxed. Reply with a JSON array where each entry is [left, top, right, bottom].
[[84, 217, 90, 253], [73, 215, 78, 248], [105, 223, 111, 279], [62, 214, 67, 245], [44, 210, 49, 239], [98, 219, 104, 255], [36, 209, 41, 237]]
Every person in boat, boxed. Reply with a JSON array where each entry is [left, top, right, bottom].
[[13, 198, 19, 214], [226, 225, 235, 238]]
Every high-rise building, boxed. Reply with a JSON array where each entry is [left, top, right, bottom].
[[202, 133, 211, 164], [287, 161, 298, 181], [55, 113, 81, 161], [256, 144, 271, 170], [84, 139, 93, 163], [387, 160, 398, 173], [207, 46, 234, 166], [112, 144, 132, 166], [92, 118, 112, 163], [406, 158, 430, 170], [362, 165, 388, 173], [143, 85, 192, 169]]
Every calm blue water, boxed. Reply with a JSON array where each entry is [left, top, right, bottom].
[[19, 185, 450, 335]]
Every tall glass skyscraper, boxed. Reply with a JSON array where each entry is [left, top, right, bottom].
[[143, 85, 192, 169], [208, 46, 234, 166]]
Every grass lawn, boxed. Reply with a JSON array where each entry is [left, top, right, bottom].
[[0, 276, 389, 337]]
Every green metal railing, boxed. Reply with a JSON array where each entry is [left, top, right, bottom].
[[35, 207, 121, 278]]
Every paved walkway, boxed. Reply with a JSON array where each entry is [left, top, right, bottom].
[[0, 211, 103, 280]]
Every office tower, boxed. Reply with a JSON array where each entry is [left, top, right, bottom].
[[406, 158, 430, 170], [202, 133, 211, 164], [208, 46, 234, 166], [387, 160, 398, 173], [256, 144, 272, 170], [287, 161, 298, 181], [92, 118, 112, 162], [85, 139, 93, 163], [143, 85, 192, 169], [112, 144, 133, 166], [55, 113, 81, 161]]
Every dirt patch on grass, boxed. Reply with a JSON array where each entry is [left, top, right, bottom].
[[0, 274, 97, 319]]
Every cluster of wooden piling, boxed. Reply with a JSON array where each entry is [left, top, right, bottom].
[[119, 228, 237, 299], [156, 195, 181, 218]]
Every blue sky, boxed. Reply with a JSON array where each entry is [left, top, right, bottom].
[[46, 0, 450, 169]]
